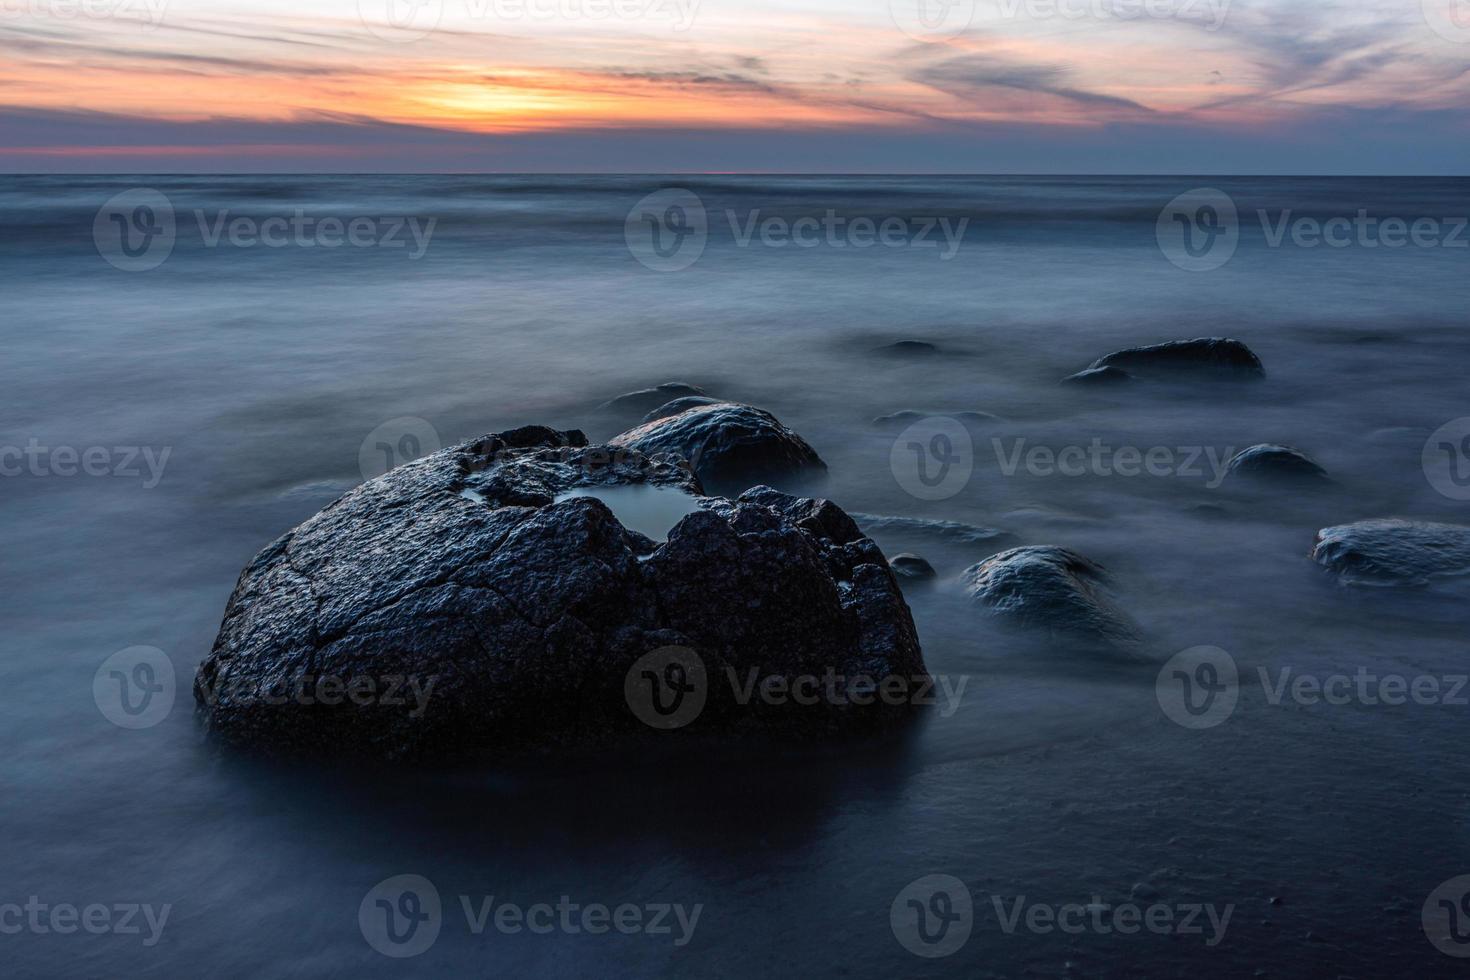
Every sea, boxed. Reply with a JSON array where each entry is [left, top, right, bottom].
[[2, 174, 1469, 977]]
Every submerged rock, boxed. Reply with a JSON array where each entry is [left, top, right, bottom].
[[890, 554, 937, 581], [871, 410, 1002, 428], [641, 395, 723, 425], [961, 546, 1139, 646], [195, 428, 924, 760], [1311, 519, 1470, 587], [1089, 338, 1264, 379], [597, 382, 709, 417], [874, 340, 939, 356], [611, 402, 826, 496], [1226, 444, 1328, 484], [850, 513, 1017, 549], [1062, 366, 1133, 386]]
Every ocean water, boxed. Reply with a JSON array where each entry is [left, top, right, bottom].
[[2, 174, 1469, 977]]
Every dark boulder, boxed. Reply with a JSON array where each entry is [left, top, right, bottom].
[[641, 395, 724, 425], [1226, 444, 1328, 484], [961, 546, 1139, 646], [597, 382, 709, 417], [1311, 519, 1470, 587], [611, 402, 826, 496], [890, 554, 937, 581], [1062, 366, 1133, 386], [194, 429, 924, 760], [1089, 338, 1264, 379]]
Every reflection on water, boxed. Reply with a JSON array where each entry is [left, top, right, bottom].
[[554, 485, 703, 541]]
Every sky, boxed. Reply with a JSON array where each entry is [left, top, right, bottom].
[[1, 0, 1468, 172]]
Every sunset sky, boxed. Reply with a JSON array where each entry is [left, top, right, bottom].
[[2, 0, 1468, 171]]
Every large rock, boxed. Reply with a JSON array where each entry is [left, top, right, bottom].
[[961, 546, 1139, 646], [1226, 444, 1328, 484], [1312, 519, 1470, 586], [194, 427, 922, 760], [1089, 338, 1264, 379], [611, 402, 826, 496]]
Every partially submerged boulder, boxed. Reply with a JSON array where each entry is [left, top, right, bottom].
[[597, 382, 709, 417], [1088, 338, 1264, 379], [890, 554, 937, 581], [851, 513, 1017, 549], [1312, 519, 1470, 587], [1226, 444, 1328, 484], [195, 428, 921, 760], [611, 402, 826, 496], [1062, 366, 1133, 386], [961, 546, 1139, 647]]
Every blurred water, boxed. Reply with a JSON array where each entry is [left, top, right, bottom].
[[2, 175, 1469, 977]]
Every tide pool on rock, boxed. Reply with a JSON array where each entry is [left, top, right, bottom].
[[554, 485, 703, 542]]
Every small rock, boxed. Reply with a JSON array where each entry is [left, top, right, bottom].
[[1062, 366, 1133, 386], [889, 554, 937, 581], [961, 546, 1139, 646], [1089, 338, 1265, 379], [1312, 519, 1470, 587], [611, 402, 826, 497], [640, 395, 723, 425], [1226, 444, 1328, 484], [597, 382, 708, 416]]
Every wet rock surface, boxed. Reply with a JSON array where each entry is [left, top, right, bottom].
[[1089, 338, 1265, 379], [195, 428, 921, 760], [1311, 519, 1470, 587], [961, 546, 1139, 647], [611, 402, 827, 496], [641, 395, 724, 424]]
